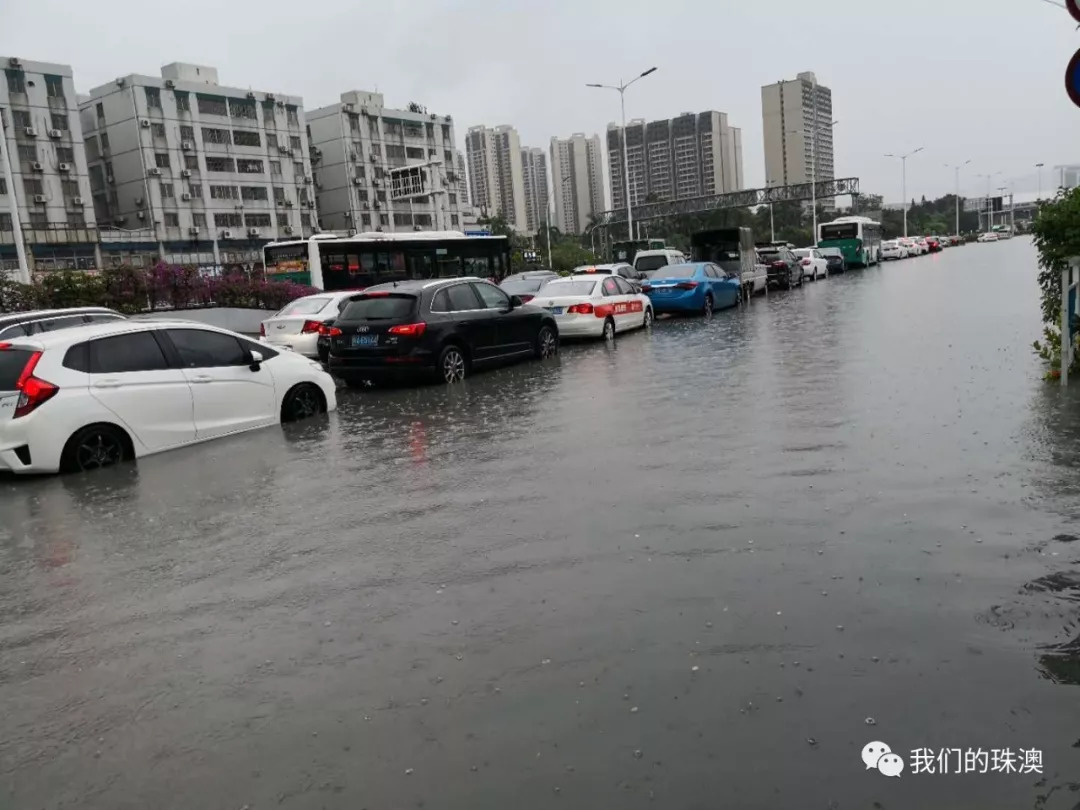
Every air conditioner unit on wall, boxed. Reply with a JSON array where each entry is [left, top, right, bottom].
[[181, 141, 193, 151], [72, 197, 84, 206], [24, 127, 37, 137], [222, 229, 234, 239], [181, 169, 191, 178], [140, 118, 151, 128], [248, 228, 260, 237], [181, 192, 192, 201], [31, 162, 43, 172], [58, 163, 71, 172], [165, 79, 176, 89], [48, 129, 62, 139], [148, 167, 161, 176], [33, 194, 46, 203], [189, 226, 200, 235], [283, 226, 293, 234]]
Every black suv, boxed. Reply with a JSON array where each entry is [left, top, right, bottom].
[[757, 246, 803, 290], [327, 278, 559, 386]]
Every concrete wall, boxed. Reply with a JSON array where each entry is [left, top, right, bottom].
[[131, 306, 274, 334]]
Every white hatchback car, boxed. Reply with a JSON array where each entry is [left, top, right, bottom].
[[0, 320, 337, 475], [530, 275, 653, 341], [259, 291, 359, 358]]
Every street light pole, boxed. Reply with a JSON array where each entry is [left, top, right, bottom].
[[546, 173, 572, 269], [809, 119, 837, 247], [586, 66, 657, 244], [1036, 162, 1045, 201], [884, 147, 924, 238], [976, 172, 1001, 231], [945, 159, 971, 235]]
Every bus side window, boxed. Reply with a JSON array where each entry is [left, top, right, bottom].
[[463, 256, 490, 279]]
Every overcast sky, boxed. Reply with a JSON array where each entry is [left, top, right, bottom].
[[3, 0, 1076, 205]]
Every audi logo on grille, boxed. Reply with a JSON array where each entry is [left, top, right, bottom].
[[357, 326, 370, 333]]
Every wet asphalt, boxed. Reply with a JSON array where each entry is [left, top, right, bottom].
[[2, 237, 1079, 809]]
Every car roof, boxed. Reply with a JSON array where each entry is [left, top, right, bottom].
[[0, 307, 121, 325], [0, 318, 238, 350]]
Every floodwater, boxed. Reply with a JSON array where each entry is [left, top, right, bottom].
[[2, 237, 1079, 809]]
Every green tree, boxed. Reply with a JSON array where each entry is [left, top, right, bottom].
[[1031, 188, 1080, 377]]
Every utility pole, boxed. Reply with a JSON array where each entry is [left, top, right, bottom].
[[945, 160, 971, 235], [1036, 162, 1045, 201], [0, 108, 31, 283], [885, 147, 924, 237]]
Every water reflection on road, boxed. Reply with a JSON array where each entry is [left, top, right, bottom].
[[2, 238, 1078, 809]]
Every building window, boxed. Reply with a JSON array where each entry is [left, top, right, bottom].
[[205, 157, 235, 173], [357, 189, 368, 202], [237, 159, 263, 174], [151, 122, 166, 139], [0, 213, 12, 230], [175, 92, 190, 112], [95, 102, 105, 119], [406, 146, 424, 160], [61, 179, 79, 197], [240, 186, 268, 201], [442, 124, 451, 141], [210, 185, 239, 200], [285, 105, 299, 126], [6, 70, 26, 94], [293, 161, 304, 177], [299, 187, 309, 204], [202, 127, 231, 145], [448, 193, 456, 204], [386, 144, 405, 160], [197, 94, 228, 116], [273, 186, 286, 202], [188, 183, 202, 198], [276, 213, 290, 227], [301, 213, 312, 228], [160, 182, 174, 198], [214, 212, 242, 228], [12, 110, 31, 130], [145, 86, 161, 109], [450, 214, 459, 226], [354, 165, 365, 179], [444, 150, 453, 164], [50, 113, 69, 131], [105, 161, 113, 179], [164, 212, 180, 227], [101, 132, 110, 152], [376, 190, 386, 202], [0, 178, 6, 195], [267, 133, 278, 150], [228, 98, 257, 119], [348, 114, 359, 133], [155, 153, 171, 169], [24, 177, 44, 196], [29, 212, 48, 228], [177, 125, 194, 142], [261, 99, 276, 117], [67, 210, 87, 227], [269, 160, 282, 177], [192, 213, 206, 227], [289, 135, 301, 151], [245, 213, 272, 227], [57, 146, 75, 163], [233, 129, 260, 147], [18, 144, 38, 162]]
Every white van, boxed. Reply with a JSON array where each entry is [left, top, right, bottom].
[[633, 249, 688, 276]]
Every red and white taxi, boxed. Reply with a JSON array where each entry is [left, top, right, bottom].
[[529, 275, 653, 341]]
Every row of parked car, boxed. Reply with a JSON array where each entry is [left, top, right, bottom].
[[881, 234, 961, 259], [0, 244, 852, 477]]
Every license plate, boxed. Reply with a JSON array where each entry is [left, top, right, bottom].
[[549, 306, 563, 315], [352, 334, 378, 347]]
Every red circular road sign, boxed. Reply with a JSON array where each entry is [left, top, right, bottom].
[[1068, 48, 1080, 108], [1069, 0, 1080, 23]]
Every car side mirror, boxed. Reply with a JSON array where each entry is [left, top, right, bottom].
[[508, 295, 523, 309], [249, 349, 264, 371]]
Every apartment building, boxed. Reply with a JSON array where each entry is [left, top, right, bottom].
[[762, 71, 835, 211], [607, 111, 743, 211], [80, 62, 315, 262], [465, 124, 528, 232], [520, 147, 549, 233], [1, 56, 96, 272], [306, 91, 462, 234], [549, 133, 604, 234]]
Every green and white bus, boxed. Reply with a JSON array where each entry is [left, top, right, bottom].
[[817, 216, 883, 268], [263, 231, 512, 290]]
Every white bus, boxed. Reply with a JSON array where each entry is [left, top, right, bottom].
[[817, 216, 883, 268], [263, 231, 512, 290]]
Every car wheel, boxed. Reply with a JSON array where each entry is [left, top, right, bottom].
[[602, 317, 616, 341], [438, 344, 468, 383], [703, 294, 714, 317], [642, 307, 654, 329], [281, 383, 325, 423], [61, 424, 130, 474], [535, 324, 558, 359]]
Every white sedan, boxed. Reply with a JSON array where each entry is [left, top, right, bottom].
[[792, 248, 830, 280], [0, 320, 336, 475], [881, 240, 908, 260], [530, 275, 653, 341], [259, 291, 359, 359]]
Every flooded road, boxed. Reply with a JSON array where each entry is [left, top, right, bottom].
[[2, 237, 1079, 809]]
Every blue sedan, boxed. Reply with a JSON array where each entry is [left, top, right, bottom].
[[641, 262, 741, 316]]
